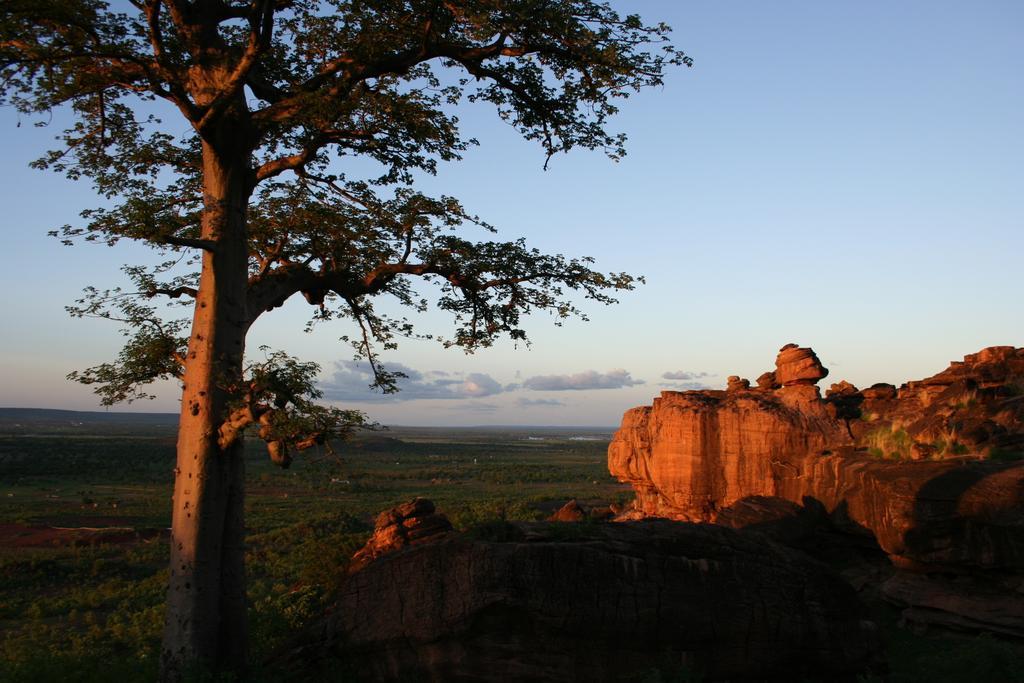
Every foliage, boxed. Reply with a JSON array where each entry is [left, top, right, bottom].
[[2, 0, 688, 673], [934, 438, 970, 457], [0, 1, 688, 438], [864, 427, 913, 460], [4, 422, 1024, 682]]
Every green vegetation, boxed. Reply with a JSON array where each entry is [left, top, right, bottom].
[[936, 440, 971, 457], [0, 420, 624, 681], [2, 1, 685, 673], [3, 418, 1023, 682], [865, 427, 914, 460], [864, 425, 981, 461]]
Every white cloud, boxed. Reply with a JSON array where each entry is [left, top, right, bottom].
[[522, 369, 644, 391], [661, 380, 714, 391], [661, 370, 714, 381], [322, 361, 505, 401], [447, 401, 500, 413], [516, 397, 565, 407]]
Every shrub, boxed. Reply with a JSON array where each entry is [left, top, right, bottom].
[[864, 427, 913, 460]]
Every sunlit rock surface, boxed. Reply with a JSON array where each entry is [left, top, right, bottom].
[[348, 498, 453, 573], [609, 345, 1024, 570], [609, 346, 1024, 637], [547, 498, 588, 521]]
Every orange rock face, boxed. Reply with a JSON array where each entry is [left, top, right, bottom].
[[609, 389, 847, 520], [609, 345, 1024, 570], [774, 344, 828, 386], [548, 499, 588, 521], [349, 498, 452, 572]]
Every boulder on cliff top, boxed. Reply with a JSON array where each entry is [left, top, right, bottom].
[[861, 383, 897, 400], [727, 375, 751, 391], [827, 380, 860, 398], [775, 343, 829, 386], [292, 520, 881, 682]]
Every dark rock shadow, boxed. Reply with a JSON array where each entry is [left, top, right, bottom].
[[903, 461, 1024, 571]]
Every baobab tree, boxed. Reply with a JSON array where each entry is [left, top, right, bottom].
[[0, 1, 687, 678]]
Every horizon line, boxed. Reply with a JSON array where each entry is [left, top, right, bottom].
[[0, 407, 617, 430]]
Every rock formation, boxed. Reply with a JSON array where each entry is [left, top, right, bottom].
[[774, 343, 828, 386], [547, 498, 588, 522], [295, 518, 881, 681], [726, 375, 750, 391], [880, 571, 1024, 638], [547, 499, 618, 522], [608, 345, 1024, 635], [349, 498, 452, 573], [610, 345, 1024, 548]]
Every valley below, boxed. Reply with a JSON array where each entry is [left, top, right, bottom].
[[2, 342, 1024, 683]]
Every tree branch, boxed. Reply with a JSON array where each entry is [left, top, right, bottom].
[[254, 129, 375, 181], [194, 0, 274, 131], [161, 235, 216, 251], [146, 285, 198, 299]]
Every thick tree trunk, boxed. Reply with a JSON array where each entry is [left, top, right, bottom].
[[160, 141, 252, 681]]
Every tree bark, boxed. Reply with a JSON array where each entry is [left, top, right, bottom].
[[160, 138, 252, 681]]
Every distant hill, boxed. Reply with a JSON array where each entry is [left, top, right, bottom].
[[0, 407, 179, 426]]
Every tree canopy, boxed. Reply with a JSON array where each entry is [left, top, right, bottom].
[[3, 0, 687, 453], [1, 0, 687, 677]]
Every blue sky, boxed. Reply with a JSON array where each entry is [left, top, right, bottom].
[[1, 1, 1022, 425]]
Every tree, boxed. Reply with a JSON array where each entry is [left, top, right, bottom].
[[1, 1, 687, 678]]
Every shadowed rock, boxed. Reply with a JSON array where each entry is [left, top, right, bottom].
[[292, 520, 881, 682], [881, 571, 1024, 638]]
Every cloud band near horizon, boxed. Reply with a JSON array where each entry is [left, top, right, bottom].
[[321, 362, 645, 402]]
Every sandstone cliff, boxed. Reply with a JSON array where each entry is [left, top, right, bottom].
[[608, 346, 1024, 571]]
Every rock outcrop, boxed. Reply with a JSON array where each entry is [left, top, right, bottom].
[[726, 375, 750, 391], [547, 499, 588, 522], [775, 343, 828, 386], [609, 388, 847, 521], [609, 345, 1024, 571], [609, 345, 1024, 636], [349, 498, 452, 573], [880, 571, 1024, 639], [852, 348, 1024, 456], [547, 499, 621, 522], [297, 520, 881, 682]]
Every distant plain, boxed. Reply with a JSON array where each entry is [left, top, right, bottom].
[[0, 409, 624, 680], [2, 409, 1021, 682]]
